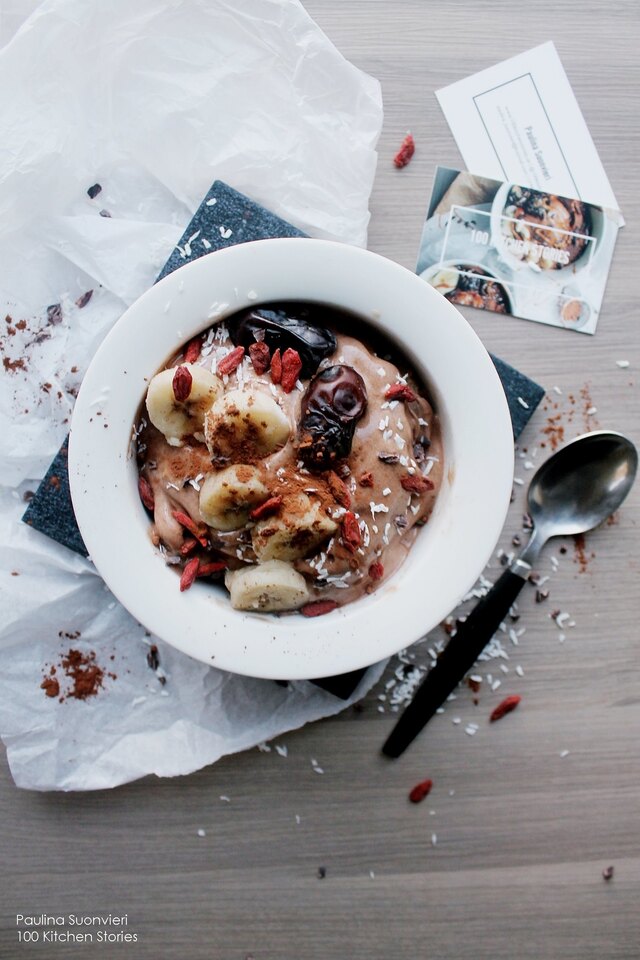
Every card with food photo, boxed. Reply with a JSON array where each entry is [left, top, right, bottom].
[[416, 166, 621, 333]]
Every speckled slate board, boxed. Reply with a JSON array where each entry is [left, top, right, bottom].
[[22, 181, 544, 695], [23, 182, 306, 556]]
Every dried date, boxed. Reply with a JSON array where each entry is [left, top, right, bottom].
[[228, 303, 337, 378], [297, 365, 367, 470]]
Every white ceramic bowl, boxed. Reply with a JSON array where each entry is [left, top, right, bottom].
[[69, 238, 513, 679]]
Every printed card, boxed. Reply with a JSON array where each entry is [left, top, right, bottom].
[[416, 167, 620, 334], [436, 42, 621, 217]]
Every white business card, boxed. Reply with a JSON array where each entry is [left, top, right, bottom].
[[436, 42, 621, 217]]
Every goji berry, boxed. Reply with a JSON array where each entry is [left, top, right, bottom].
[[359, 472, 374, 488], [341, 511, 362, 550], [393, 133, 415, 169], [138, 476, 155, 511], [183, 335, 202, 364], [400, 473, 434, 494], [217, 346, 245, 376], [300, 599, 339, 618], [172, 510, 208, 547], [179, 558, 200, 592], [408, 778, 433, 803], [490, 695, 521, 722], [179, 537, 198, 556], [385, 383, 417, 402], [270, 348, 282, 384], [249, 496, 283, 521], [172, 365, 192, 402], [281, 348, 302, 393], [369, 561, 384, 580]]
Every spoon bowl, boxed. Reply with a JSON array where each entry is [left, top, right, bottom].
[[383, 429, 638, 758], [522, 431, 638, 564]]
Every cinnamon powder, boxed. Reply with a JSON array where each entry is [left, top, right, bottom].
[[41, 647, 116, 702], [573, 532, 595, 573], [61, 649, 105, 700], [40, 665, 60, 699]]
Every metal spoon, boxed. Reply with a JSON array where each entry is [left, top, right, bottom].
[[382, 430, 638, 758]]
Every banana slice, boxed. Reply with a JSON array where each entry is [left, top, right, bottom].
[[146, 363, 221, 445], [225, 560, 309, 612], [204, 389, 290, 462], [199, 464, 269, 531], [252, 493, 337, 562], [429, 267, 459, 295]]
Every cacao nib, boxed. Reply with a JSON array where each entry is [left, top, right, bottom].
[[75, 290, 93, 309], [412, 434, 431, 463], [146, 644, 160, 671], [46, 304, 63, 326]]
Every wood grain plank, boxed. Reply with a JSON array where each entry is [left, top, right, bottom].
[[1, 2, 639, 958]]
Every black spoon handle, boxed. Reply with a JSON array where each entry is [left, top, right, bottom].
[[382, 568, 527, 758]]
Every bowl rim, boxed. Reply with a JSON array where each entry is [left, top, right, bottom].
[[69, 238, 514, 679]]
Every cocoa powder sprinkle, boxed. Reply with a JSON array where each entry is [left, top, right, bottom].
[[573, 532, 594, 573], [40, 676, 60, 698], [41, 647, 115, 702], [3, 356, 26, 373], [61, 649, 105, 700]]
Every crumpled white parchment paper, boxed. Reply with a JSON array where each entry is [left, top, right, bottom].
[[0, 0, 384, 790]]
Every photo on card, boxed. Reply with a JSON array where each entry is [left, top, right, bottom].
[[416, 166, 621, 334]]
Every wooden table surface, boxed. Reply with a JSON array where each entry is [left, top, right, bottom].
[[2, 2, 639, 958]]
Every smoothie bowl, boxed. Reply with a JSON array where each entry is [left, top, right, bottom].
[[69, 239, 513, 679]]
